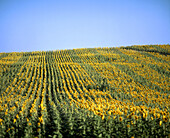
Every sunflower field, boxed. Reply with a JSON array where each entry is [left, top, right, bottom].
[[0, 44, 170, 137]]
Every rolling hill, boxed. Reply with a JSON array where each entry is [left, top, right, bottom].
[[0, 44, 170, 137]]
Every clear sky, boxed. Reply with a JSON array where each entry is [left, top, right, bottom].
[[0, 0, 170, 52]]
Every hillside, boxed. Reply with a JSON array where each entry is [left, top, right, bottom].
[[0, 44, 170, 137]]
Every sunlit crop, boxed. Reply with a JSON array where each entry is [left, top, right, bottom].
[[0, 44, 169, 137]]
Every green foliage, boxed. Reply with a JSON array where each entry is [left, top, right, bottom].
[[0, 44, 169, 137]]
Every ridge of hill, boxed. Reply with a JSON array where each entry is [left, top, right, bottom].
[[0, 44, 169, 137]]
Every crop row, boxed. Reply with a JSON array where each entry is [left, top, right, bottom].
[[0, 44, 169, 137]]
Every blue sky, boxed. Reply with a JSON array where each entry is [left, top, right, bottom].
[[0, 0, 170, 52]]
